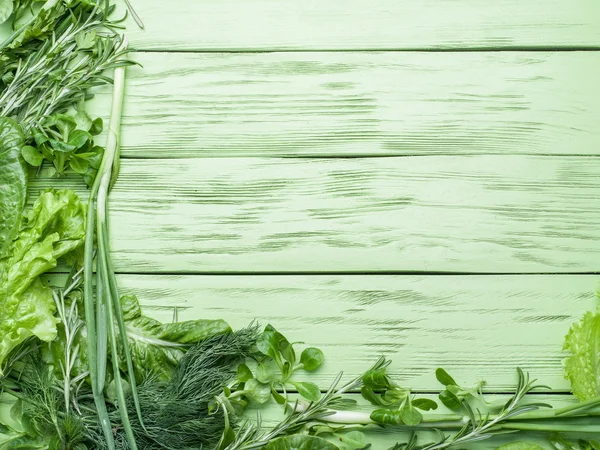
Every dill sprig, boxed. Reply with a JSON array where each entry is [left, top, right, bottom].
[[107, 327, 260, 450]]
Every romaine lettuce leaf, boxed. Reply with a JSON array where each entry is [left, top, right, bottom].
[[0, 189, 86, 372], [119, 294, 231, 382], [563, 309, 600, 401]]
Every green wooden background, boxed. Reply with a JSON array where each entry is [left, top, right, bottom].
[[20, 0, 600, 447]]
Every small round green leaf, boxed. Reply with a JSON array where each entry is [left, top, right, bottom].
[[400, 402, 423, 426], [300, 347, 324, 371], [495, 443, 546, 450], [439, 389, 462, 410], [264, 435, 338, 450], [90, 117, 103, 135], [271, 386, 287, 405], [362, 368, 391, 389], [0, 0, 13, 25], [70, 157, 89, 175], [237, 363, 253, 383], [68, 129, 92, 149], [244, 378, 271, 404], [370, 408, 403, 425], [21, 146, 44, 167], [256, 330, 280, 359], [291, 381, 321, 402], [256, 359, 281, 384], [412, 398, 438, 411], [435, 368, 457, 387]]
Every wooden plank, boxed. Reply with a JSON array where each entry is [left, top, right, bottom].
[[82, 52, 600, 158], [30, 155, 600, 273], [111, 0, 600, 50], [47, 273, 594, 392], [2, 1, 599, 50], [250, 394, 580, 448]]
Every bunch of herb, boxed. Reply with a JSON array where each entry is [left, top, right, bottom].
[[101, 327, 260, 450], [221, 324, 326, 415]]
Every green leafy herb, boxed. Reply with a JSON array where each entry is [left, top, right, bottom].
[[563, 310, 600, 401], [496, 443, 546, 450], [0, 0, 12, 25], [264, 435, 339, 450]]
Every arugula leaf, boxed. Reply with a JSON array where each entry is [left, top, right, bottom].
[[264, 435, 339, 450], [117, 294, 231, 382], [0, 189, 85, 372], [563, 310, 600, 400], [0, 118, 27, 258]]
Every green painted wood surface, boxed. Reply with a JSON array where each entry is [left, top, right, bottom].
[[30, 155, 600, 273], [109, 0, 600, 50], [104, 274, 597, 392], [81, 52, 600, 158]]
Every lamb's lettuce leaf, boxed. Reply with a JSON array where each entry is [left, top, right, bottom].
[[0, 0, 13, 25], [264, 435, 339, 450], [118, 294, 231, 382], [0, 189, 86, 372], [0, 117, 27, 258], [563, 309, 600, 401]]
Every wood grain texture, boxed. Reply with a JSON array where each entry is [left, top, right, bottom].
[[113, 0, 600, 50], [30, 156, 600, 273], [82, 52, 600, 158], [43, 274, 596, 391]]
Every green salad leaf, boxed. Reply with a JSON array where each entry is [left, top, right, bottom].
[[495, 443, 546, 450], [0, 118, 27, 258], [264, 435, 339, 450], [118, 294, 232, 382], [0, 0, 13, 24], [563, 310, 600, 400], [0, 189, 86, 372]]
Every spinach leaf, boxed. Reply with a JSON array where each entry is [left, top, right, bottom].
[[0, 118, 27, 258]]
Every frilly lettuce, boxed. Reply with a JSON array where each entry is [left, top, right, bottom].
[[563, 305, 600, 401], [0, 189, 86, 372]]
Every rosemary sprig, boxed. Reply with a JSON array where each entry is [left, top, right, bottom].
[[0, 1, 134, 135], [422, 368, 550, 450], [222, 357, 389, 450], [52, 266, 89, 415]]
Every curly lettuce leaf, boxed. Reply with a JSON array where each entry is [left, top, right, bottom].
[[0, 117, 27, 258], [119, 294, 231, 382], [563, 310, 600, 401], [0, 189, 86, 372]]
